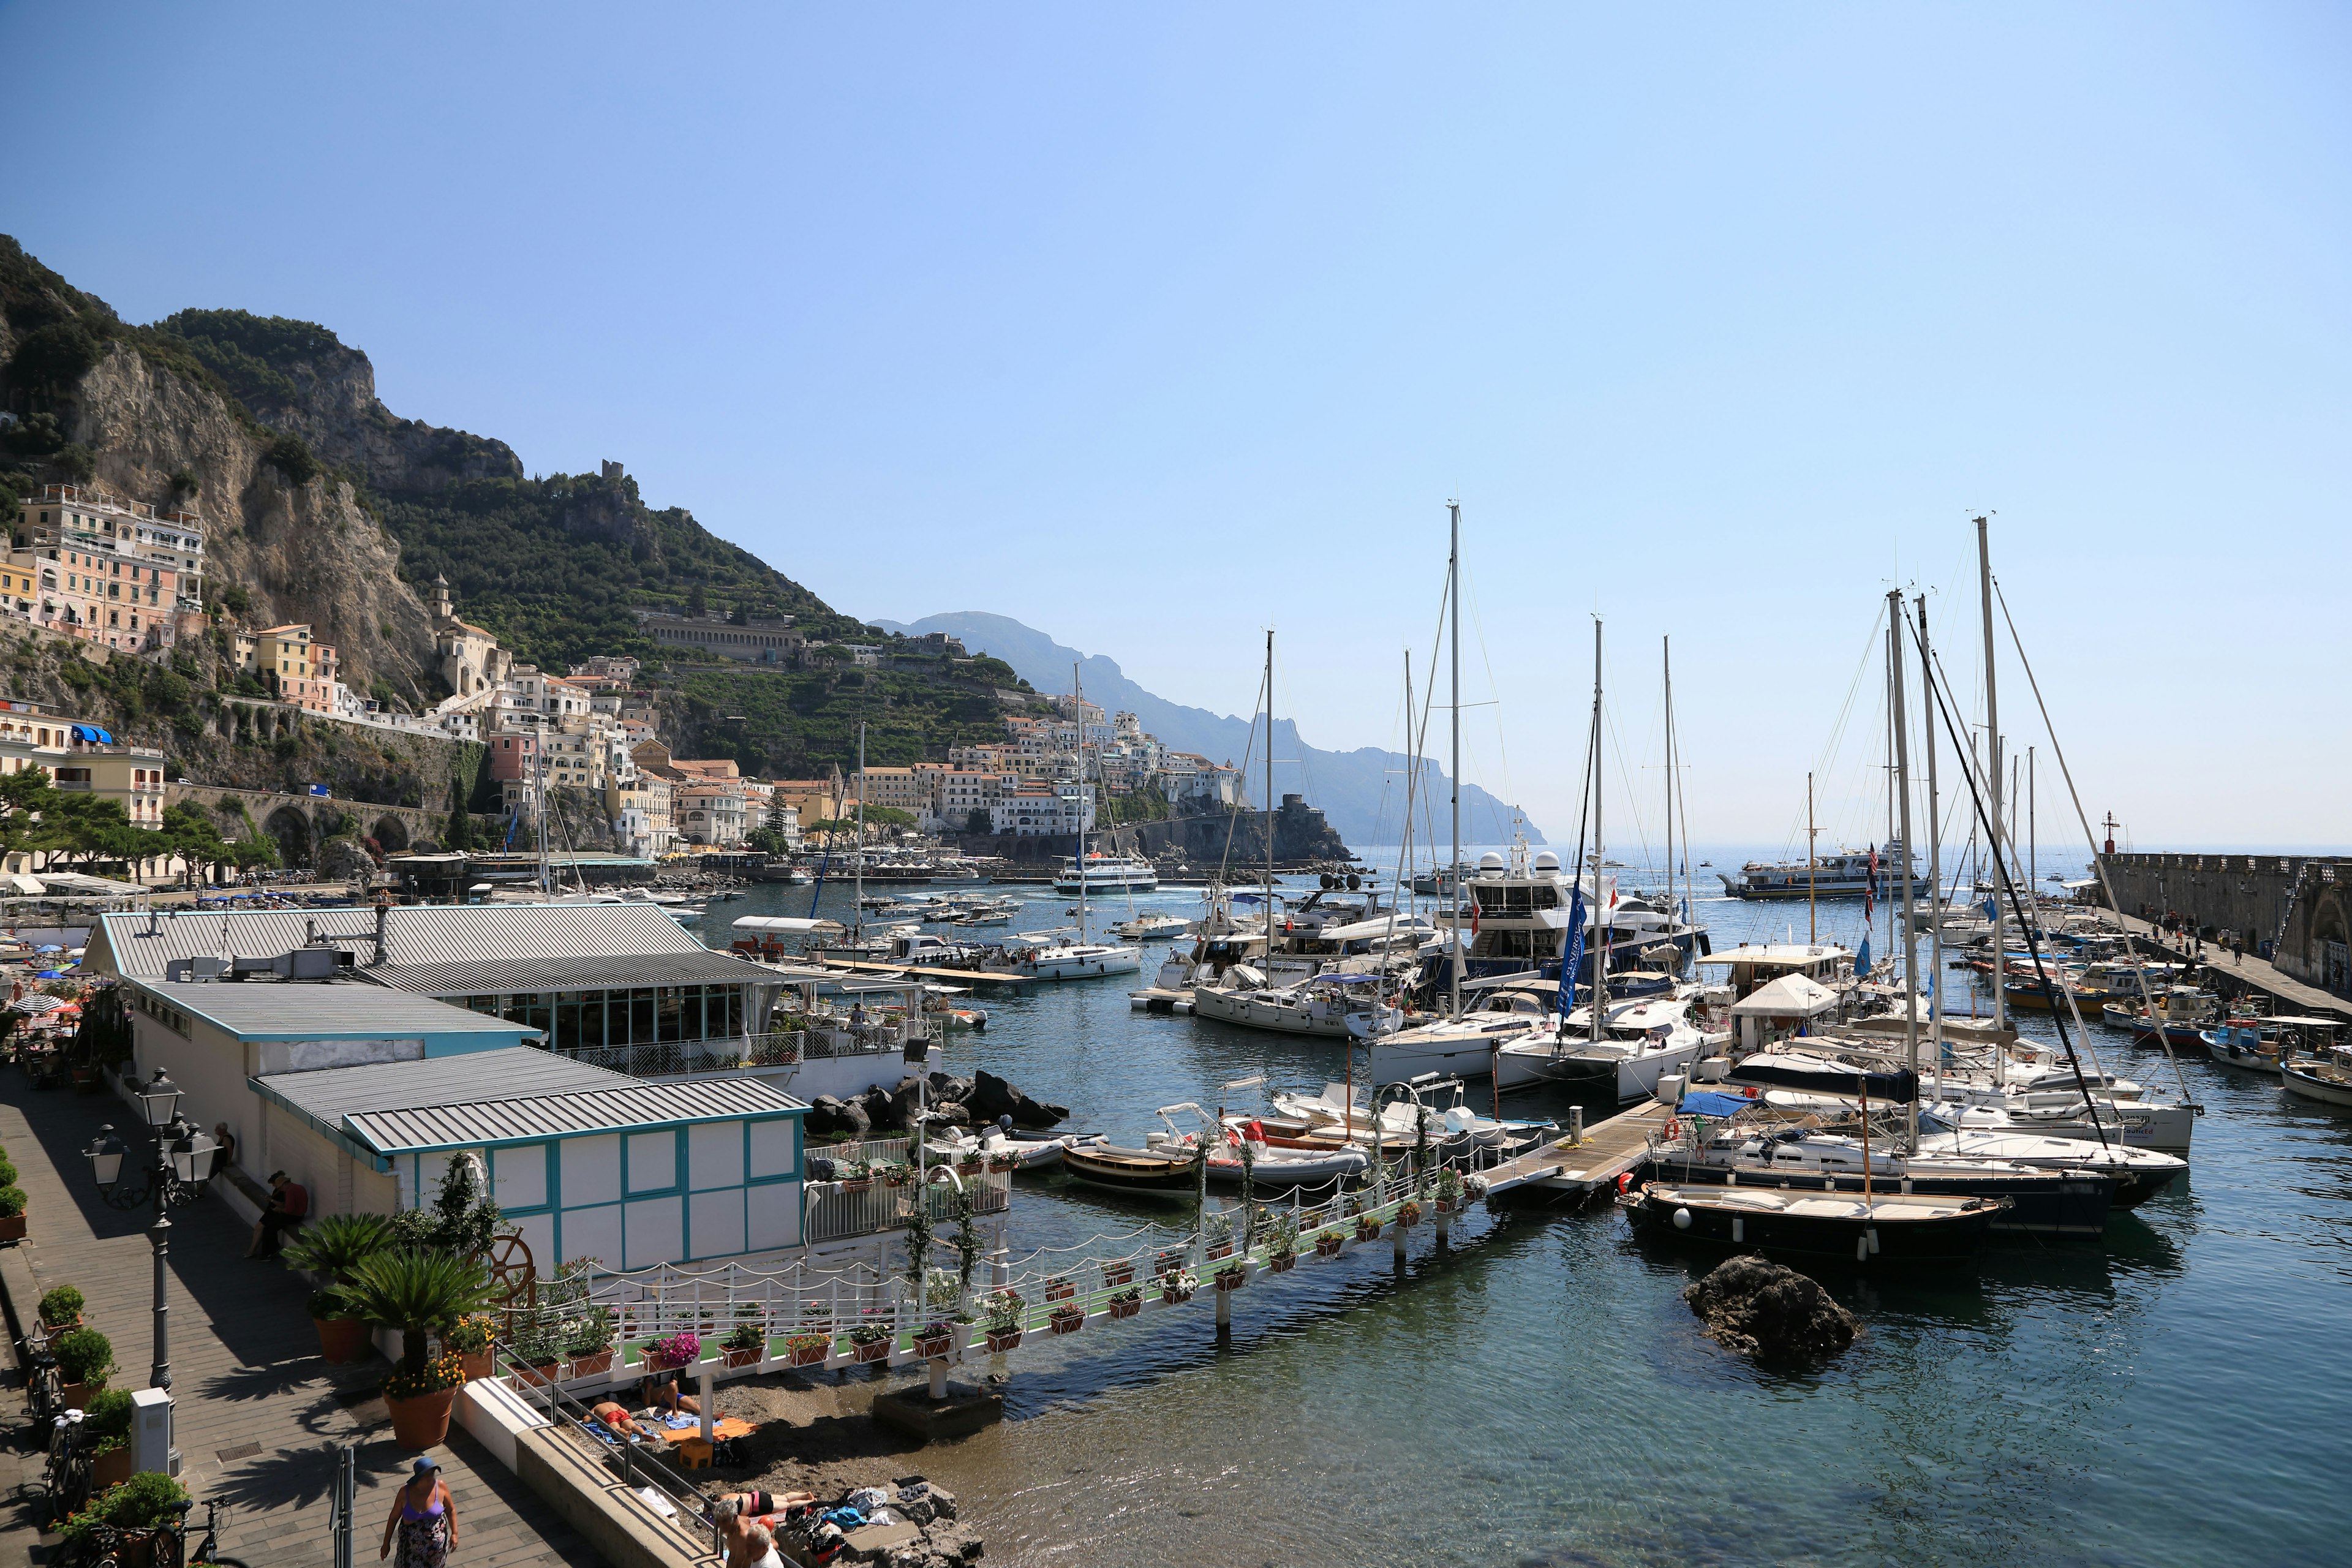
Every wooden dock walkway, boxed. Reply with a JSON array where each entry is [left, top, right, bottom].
[[1482, 1101, 1671, 1199]]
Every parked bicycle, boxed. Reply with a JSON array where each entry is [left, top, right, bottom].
[[42, 1406, 92, 1525], [151, 1497, 248, 1568], [24, 1333, 61, 1425], [55, 1518, 122, 1568]]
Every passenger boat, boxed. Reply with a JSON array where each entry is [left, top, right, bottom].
[[1052, 853, 1159, 894], [1717, 840, 1916, 901], [1624, 1180, 2008, 1265]]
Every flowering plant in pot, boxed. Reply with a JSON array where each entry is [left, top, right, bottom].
[[644, 1330, 700, 1372], [723, 1321, 764, 1368], [1355, 1213, 1384, 1242], [1048, 1299, 1085, 1335], [785, 1332, 832, 1367], [1107, 1285, 1143, 1319], [913, 1321, 956, 1358], [1315, 1227, 1346, 1258], [877, 1160, 913, 1189], [53, 1326, 114, 1406], [1099, 1258, 1135, 1288], [848, 1315, 894, 1363], [442, 1313, 497, 1381], [38, 1284, 84, 1332], [982, 1289, 1025, 1352], [1043, 1274, 1074, 1302], [84, 1387, 136, 1489], [1395, 1200, 1422, 1229], [342, 1249, 497, 1449], [1213, 1260, 1248, 1292], [307, 1287, 372, 1365], [837, 1159, 873, 1194], [1158, 1268, 1197, 1304], [56, 1471, 190, 1557], [1433, 1167, 1464, 1213]]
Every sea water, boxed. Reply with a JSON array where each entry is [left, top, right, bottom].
[[693, 850, 2348, 1567]]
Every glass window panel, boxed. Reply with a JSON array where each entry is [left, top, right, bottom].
[[579, 993, 606, 1049], [657, 987, 684, 1043], [556, 995, 582, 1051], [631, 989, 655, 1043]]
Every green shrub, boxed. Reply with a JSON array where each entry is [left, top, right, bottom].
[[0, 1186, 26, 1218], [306, 1287, 357, 1321], [37, 1285, 82, 1326], [0, 1158, 19, 1190], [83, 1387, 134, 1446], [51, 1327, 113, 1389], [57, 1471, 190, 1544]]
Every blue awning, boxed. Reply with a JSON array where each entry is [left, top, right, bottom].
[[1677, 1090, 1759, 1118], [69, 725, 112, 744]]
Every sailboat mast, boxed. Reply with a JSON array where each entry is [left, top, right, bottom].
[[854, 722, 866, 944], [1889, 590, 1920, 1153], [1589, 619, 1605, 1047], [1918, 595, 1945, 1085], [1661, 635, 1672, 949], [1074, 661, 1088, 944], [1264, 630, 1275, 946], [1447, 502, 1463, 1024], [1807, 772, 1817, 945], [2029, 744, 2037, 909], [1977, 516, 2006, 1030]]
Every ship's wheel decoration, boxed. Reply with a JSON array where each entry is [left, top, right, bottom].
[[480, 1229, 538, 1309]]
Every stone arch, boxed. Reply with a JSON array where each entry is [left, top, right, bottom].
[[2311, 886, 2350, 994], [373, 815, 411, 853], [263, 805, 313, 868]]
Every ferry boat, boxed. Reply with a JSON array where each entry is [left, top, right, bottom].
[[1052, 853, 1158, 894], [1718, 840, 1917, 901]]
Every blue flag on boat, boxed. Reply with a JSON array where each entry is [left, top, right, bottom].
[[1556, 888, 1586, 1020], [1982, 897, 1999, 922], [1855, 933, 1871, 975]]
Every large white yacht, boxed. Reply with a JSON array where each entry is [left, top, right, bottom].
[[1052, 852, 1159, 894], [1438, 844, 1708, 986]]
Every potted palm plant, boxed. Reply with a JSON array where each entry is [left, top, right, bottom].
[[341, 1249, 499, 1449], [308, 1287, 371, 1365], [1106, 1285, 1143, 1320], [982, 1289, 1025, 1352], [53, 1326, 113, 1409], [723, 1321, 764, 1368]]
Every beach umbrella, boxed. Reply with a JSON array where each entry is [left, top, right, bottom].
[[34, 970, 66, 979]]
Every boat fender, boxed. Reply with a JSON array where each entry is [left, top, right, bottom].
[[1616, 1170, 1634, 1195], [1672, 1206, 1692, 1230]]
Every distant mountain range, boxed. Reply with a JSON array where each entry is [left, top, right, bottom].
[[868, 611, 1542, 847]]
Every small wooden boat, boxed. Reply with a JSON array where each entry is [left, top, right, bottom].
[[2280, 1030, 2352, 1109], [1060, 1143, 1208, 1199], [1625, 1180, 2008, 1265]]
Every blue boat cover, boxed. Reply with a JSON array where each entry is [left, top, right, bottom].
[[1676, 1090, 1757, 1118]]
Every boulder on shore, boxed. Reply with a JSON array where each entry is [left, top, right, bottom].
[[1681, 1255, 1858, 1364], [967, 1068, 1069, 1129], [804, 1095, 870, 1140]]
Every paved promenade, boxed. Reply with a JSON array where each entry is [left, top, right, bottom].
[[2115, 911, 2350, 1020], [0, 1070, 592, 1567]]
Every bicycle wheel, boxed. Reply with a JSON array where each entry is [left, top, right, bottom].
[[149, 1526, 185, 1568]]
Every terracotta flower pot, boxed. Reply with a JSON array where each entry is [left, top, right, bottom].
[[92, 1445, 133, 1489], [517, 1362, 562, 1387], [1160, 1288, 1192, 1306], [315, 1316, 372, 1365], [1316, 1238, 1343, 1258], [0, 1214, 26, 1242], [569, 1349, 614, 1380], [840, 1179, 873, 1194], [1355, 1223, 1382, 1243], [723, 1347, 759, 1368], [459, 1350, 492, 1382], [1108, 1298, 1141, 1320], [1267, 1253, 1297, 1273], [985, 1329, 1023, 1353], [1049, 1310, 1084, 1336], [851, 1338, 890, 1363], [59, 1381, 98, 1411], [1101, 1264, 1134, 1288], [1213, 1270, 1247, 1293], [1044, 1281, 1074, 1302], [912, 1335, 952, 1359], [1205, 1242, 1233, 1261], [788, 1342, 829, 1368], [385, 1385, 459, 1450]]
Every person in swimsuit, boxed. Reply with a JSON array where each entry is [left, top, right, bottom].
[[642, 1374, 701, 1417], [590, 1400, 653, 1439], [380, 1455, 458, 1567]]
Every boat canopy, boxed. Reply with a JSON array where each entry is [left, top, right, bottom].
[[1676, 1090, 1759, 1118], [1727, 973, 1841, 1017], [733, 915, 843, 934], [1726, 1050, 1919, 1103]]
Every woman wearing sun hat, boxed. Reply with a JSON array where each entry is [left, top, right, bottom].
[[382, 1454, 458, 1566]]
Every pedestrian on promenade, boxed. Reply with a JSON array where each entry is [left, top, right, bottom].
[[246, 1171, 308, 1259], [380, 1455, 457, 1566], [209, 1123, 236, 1180]]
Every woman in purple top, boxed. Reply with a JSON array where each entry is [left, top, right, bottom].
[[381, 1455, 458, 1566]]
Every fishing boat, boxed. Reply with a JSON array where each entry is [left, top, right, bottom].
[[1063, 1118, 1368, 1196], [2101, 986, 2222, 1049], [1717, 840, 1918, 901], [1624, 1181, 2008, 1264], [2282, 1037, 2352, 1109]]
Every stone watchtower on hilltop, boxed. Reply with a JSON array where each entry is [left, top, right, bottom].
[[432, 572, 513, 703]]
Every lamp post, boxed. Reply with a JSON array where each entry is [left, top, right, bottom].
[[82, 1068, 213, 1395]]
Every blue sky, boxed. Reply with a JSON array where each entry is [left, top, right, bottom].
[[5, 3, 2345, 851]]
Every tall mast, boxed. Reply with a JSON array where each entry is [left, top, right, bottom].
[[2029, 744, 2037, 907], [1977, 516, 2006, 1030], [1889, 590, 1920, 1153], [854, 721, 866, 944], [1661, 635, 1672, 949], [1073, 662, 1088, 944], [1918, 595, 1945, 1082], [1806, 772, 1817, 945], [1447, 502, 1462, 1024], [1264, 630, 1275, 944], [1589, 619, 1605, 1047]]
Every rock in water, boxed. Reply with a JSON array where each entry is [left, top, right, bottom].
[[804, 1096, 869, 1140], [1682, 1255, 1858, 1363], [966, 1069, 1069, 1129]]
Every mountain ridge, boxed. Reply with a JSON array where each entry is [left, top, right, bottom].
[[868, 610, 1542, 846]]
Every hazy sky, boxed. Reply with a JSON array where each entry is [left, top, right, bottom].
[[6, 4, 2345, 852]]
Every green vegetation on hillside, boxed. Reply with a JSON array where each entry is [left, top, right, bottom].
[[673, 665, 1025, 778]]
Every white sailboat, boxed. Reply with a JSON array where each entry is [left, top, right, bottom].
[[1008, 663, 1140, 980]]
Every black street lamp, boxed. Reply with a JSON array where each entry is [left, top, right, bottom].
[[82, 1068, 213, 1393]]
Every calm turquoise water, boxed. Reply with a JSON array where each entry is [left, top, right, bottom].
[[692, 851, 2350, 1567]]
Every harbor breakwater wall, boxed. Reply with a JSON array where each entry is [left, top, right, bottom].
[[2097, 851, 2351, 998], [954, 796, 1353, 867]]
